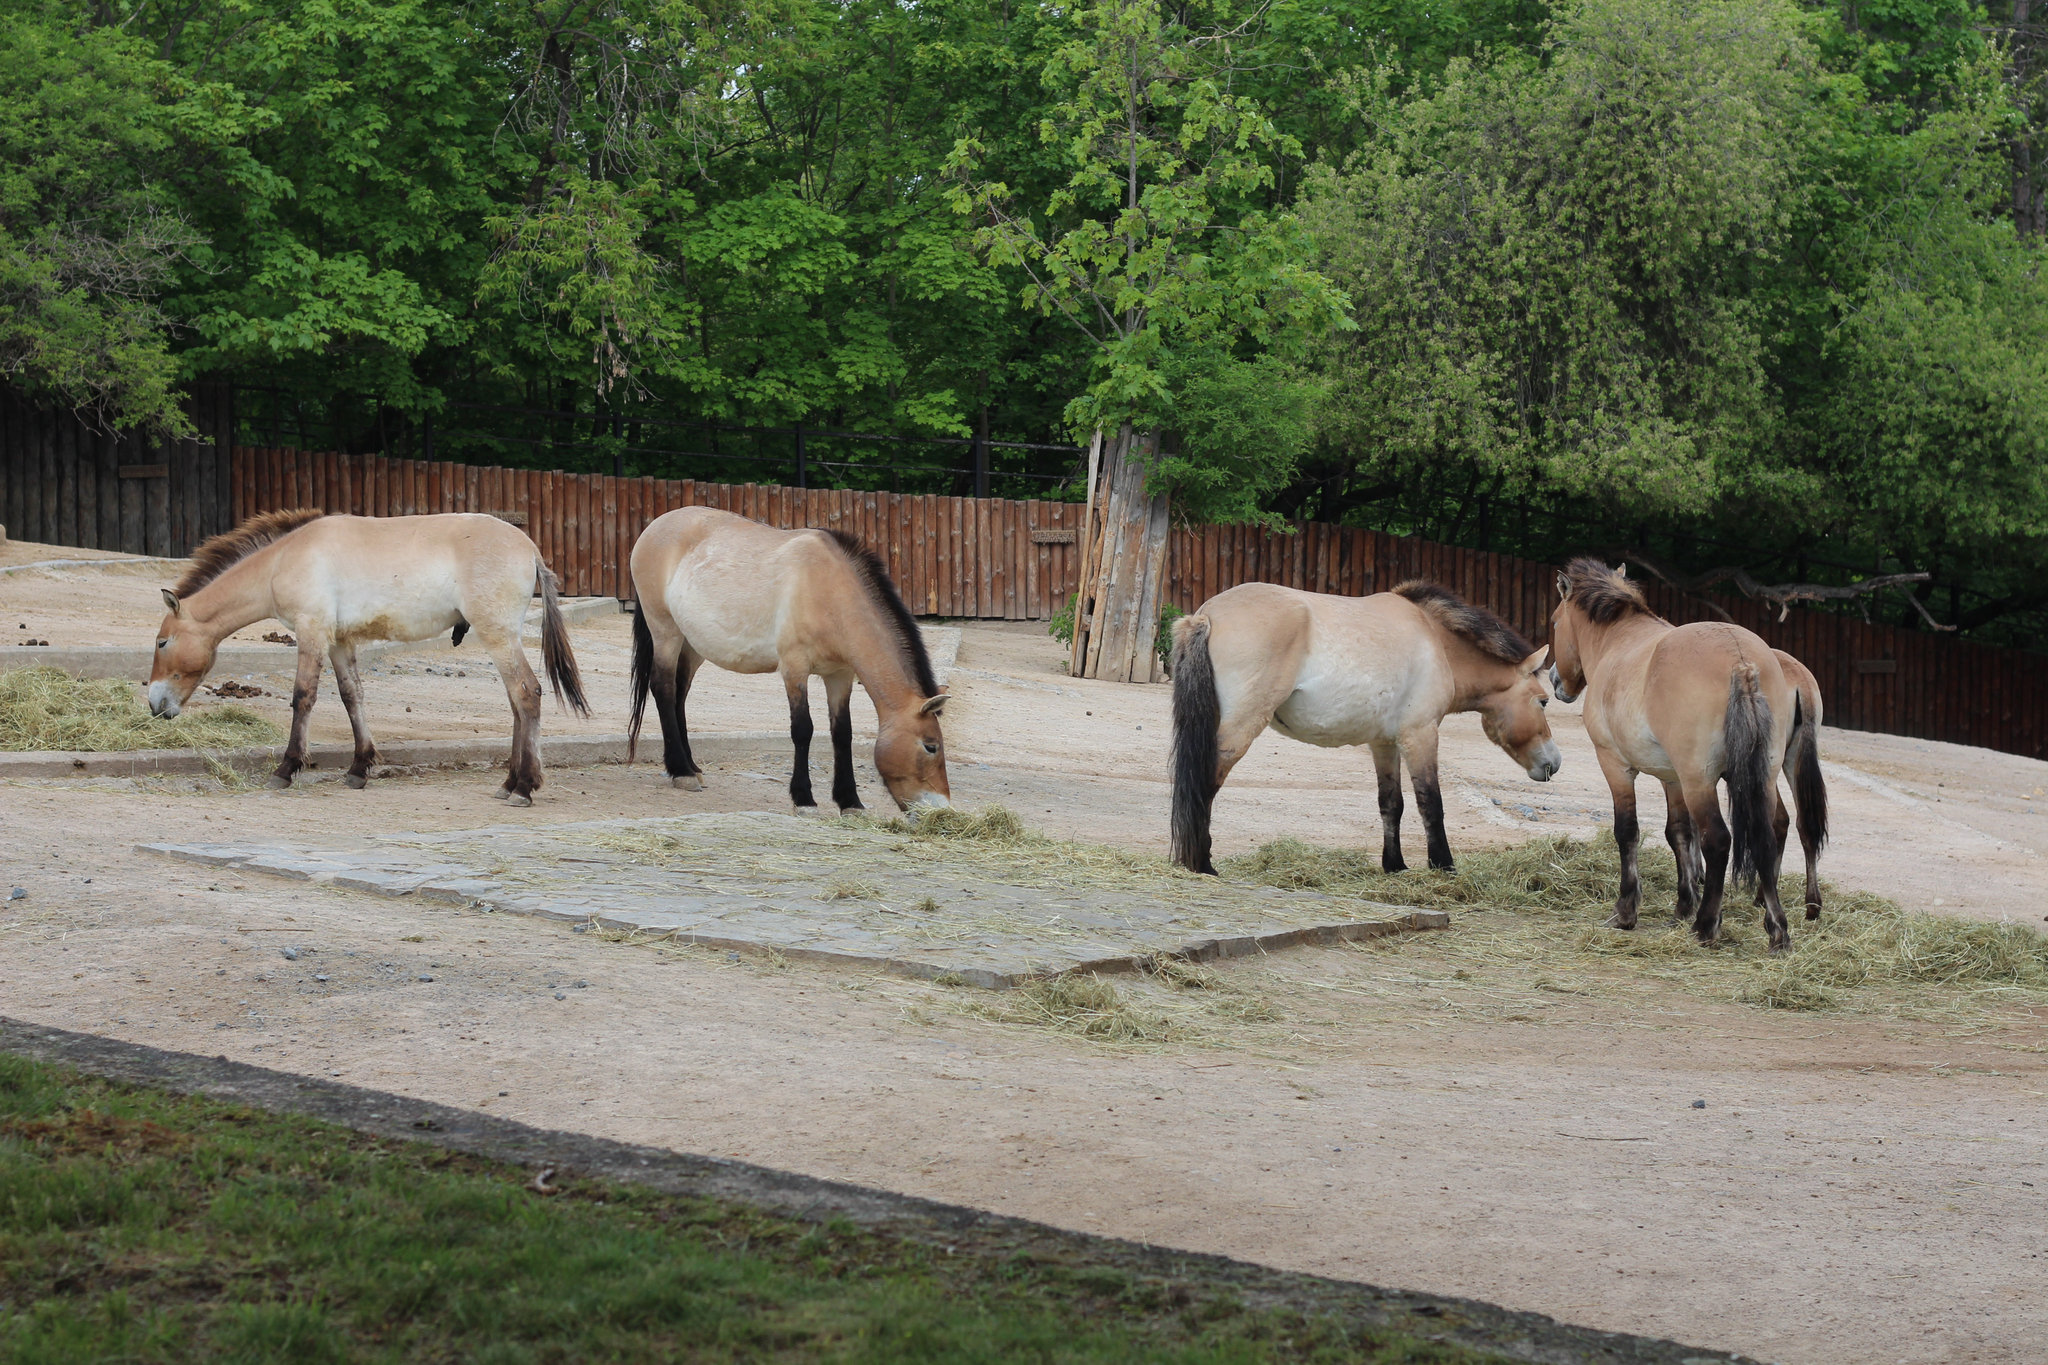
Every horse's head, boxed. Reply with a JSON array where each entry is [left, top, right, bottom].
[[1548, 571, 1588, 704], [1477, 646, 1561, 782], [875, 691, 951, 811], [147, 589, 217, 718]]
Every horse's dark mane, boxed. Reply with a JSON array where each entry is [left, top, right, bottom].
[[173, 508, 329, 598], [1562, 556, 1658, 625], [822, 529, 938, 697], [1393, 580, 1533, 665]]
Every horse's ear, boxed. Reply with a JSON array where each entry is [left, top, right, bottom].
[[919, 693, 948, 718], [1554, 572, 1571, 601], [161, 589, 184, 618], [1520, 646, 1551, 676], [1616, 562, 1628, 578]]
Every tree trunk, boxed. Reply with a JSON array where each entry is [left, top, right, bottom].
[[1072, 424, 1172, 683]]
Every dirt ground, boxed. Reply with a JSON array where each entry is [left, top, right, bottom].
[[4, 546, 2047, 1364]]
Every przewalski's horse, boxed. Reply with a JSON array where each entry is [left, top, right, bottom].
[[1547, 558, 1820, 949], [1169, 581, 1560, 877], [627, 506, 950, 813], [148, 509, 589, 802]]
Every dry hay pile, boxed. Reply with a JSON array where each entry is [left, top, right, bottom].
[[0, 666, 282, 753], [1225, 835, 2048, 1017]]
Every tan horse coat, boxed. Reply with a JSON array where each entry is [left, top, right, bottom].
[[148, 510, 586, 800], [628, 507, 949, 812], [1548, 559, 1808, 947], [1170, 581, 1558, 875]]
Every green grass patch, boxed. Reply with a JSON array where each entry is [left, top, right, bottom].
[[1225, 835, 2048, 1016], [0, 667, 281, 753], [0, 1055, 1498, 1364]]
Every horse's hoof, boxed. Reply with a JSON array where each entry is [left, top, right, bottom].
[[671, 774, 704, 792], [1805, 905, 1822, 922], [1605, 913, 1637, 931], [493, 786, 512, 800], [503, 792, 533, 807], [344, 773, 367, 790], [266, 775, 292, 790], [791, 802, 819, 817]]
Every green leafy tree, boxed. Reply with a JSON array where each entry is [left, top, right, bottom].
[[0, 9, 214, 430]]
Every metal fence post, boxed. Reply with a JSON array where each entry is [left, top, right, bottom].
[[422, 410, 434, 463], [973, 432, 989, 499], [794, 422, 807, 488]]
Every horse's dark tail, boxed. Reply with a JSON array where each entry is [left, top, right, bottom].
[[1723, 662, 1775, 886], [628, 600, 653, 763], [538, 566, 589, 716], [1170, 613, 1221, 876], [1788, 689, 1829, 855]]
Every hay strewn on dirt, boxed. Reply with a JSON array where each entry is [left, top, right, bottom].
[[1225, 835, 2048, 1014], [0, 666, 283, 753]]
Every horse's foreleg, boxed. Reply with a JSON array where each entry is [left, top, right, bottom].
[[1400, 728, 1454, 872], [1596, 749, 1641, 929], [487, 636, 544, 804], [270, 641, 326, 788], [785, 673, 817, 810], [824, 673, 861, 812], [1684, 782, 1732, 944], [1370, 742, 1406, 873], [1661, 778, 1699, 922], [327, 643, 377, 789]]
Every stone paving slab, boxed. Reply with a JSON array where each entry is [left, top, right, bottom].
[[140, 811, 1445, 989]]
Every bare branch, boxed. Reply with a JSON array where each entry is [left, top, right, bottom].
[[1602, 549, 1955, 630]]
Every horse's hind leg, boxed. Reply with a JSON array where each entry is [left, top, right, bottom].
[[1683, 781, 1732, 943], [1596, 747, 1641, 929], [784, 670, 817, 811], [824, 672, 861, 812], [1370, 742, 1406, 873], [270, 637, 328, 788], [328, 642, 378, 789], [484, 633, 543, 804], [1661, 779, 1700, 922], [1755, 787, 1793, 951], [1755, 789, 1791, 909], [647, 607, 704, 789]]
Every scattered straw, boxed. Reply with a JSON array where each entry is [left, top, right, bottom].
[[1226, 834, 2048, 1017], [959, 973, 1184, 1044], [0, 666, 282, 753]]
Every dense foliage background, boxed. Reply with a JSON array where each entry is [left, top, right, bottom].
[[2, 0, 2042, 641]]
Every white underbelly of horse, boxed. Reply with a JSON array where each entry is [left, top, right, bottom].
[[330, 601, 464, 645], [1268, 675, 1415, 748], [667, 597, 782, 673]]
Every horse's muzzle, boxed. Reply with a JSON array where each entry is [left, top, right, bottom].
[[910, 791, 951, 812], [1526, 743, 1561, 782], [147, 681, 179, 719], [1546, 665, 1579, 706]]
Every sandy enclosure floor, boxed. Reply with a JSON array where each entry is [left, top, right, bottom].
[[5, 557, 2048, 1364]]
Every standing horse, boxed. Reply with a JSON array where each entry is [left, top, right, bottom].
[[628, 506, 950, 813], [1547, 558, 1819, 949], [148, 509, 589, 802], [1169, 581, 1560, 876]]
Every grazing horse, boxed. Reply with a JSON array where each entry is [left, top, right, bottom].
[[628, 506, 950, 813], [1169, 581, 1561, 876], [148, 509, 588, 802], [1547, 558, 1814, 948]]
